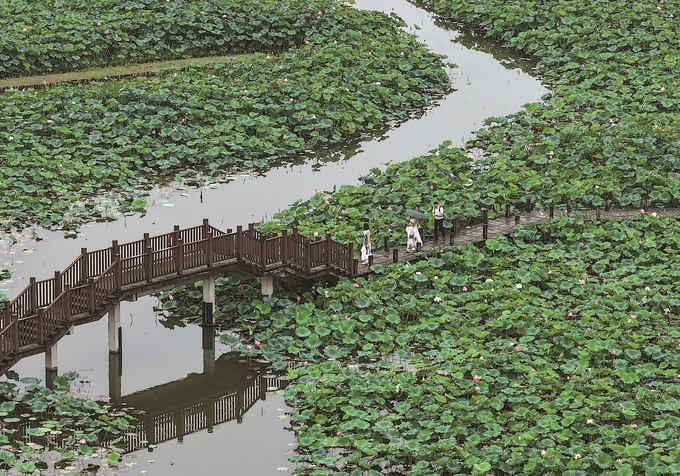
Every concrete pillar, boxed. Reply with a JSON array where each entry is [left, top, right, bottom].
[[202, 275, 215, 326], [202, 327, 215, 376], [108, 302, 121, 353], [45, 369, 58, 390], [261, 274, 274, 298], [45, 343, 58, 372], [108, 351, 122, 404]]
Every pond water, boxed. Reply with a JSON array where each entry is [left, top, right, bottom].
[[3, 0, 545, 474]]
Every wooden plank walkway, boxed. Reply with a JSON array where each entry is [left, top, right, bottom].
[[355, 207, 680, 275], [2, 206, 679, 374]]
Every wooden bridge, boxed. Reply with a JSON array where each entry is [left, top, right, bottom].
[[2, 205, 680, 376], [0, 219, 355, 373]]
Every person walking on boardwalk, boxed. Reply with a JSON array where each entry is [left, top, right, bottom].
[[361, 222, 371, 264], [405, 217, 422, 252], [432, 201, 444, 241]]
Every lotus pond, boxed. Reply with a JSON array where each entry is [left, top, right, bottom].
[[0, 0, 452, 234]]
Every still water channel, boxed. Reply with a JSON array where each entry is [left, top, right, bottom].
[[2, 0, 545, 473]]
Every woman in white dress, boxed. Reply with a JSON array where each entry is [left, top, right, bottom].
[[361, 223, 371, 264], [405, 217, 422, 252]]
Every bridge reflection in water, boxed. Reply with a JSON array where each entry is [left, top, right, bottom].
[[108, 327, 289, 454]]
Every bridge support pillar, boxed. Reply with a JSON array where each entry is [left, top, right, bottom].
[[108, 302, 121, 353], [108, 351, 122, 404], [261, 274, 274, 298], [45, 343, 58, 373], [202, 327, 215, 376], [202, 275, 215, 326]]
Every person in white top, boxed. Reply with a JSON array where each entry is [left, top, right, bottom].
[[405, 217, 422, 252], [361, 223, 371, 264], [432, 202, 444, 241]]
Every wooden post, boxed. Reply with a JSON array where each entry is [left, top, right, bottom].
[[81, 248, 89, 283], [236, 226, 243, 260], [368, 255, 374, 266], [64, 284, 71, 319], [644, 195, 649, 210], [515, 214, 521, 225], [353, 258, 358, 275], [549, 206, 554, 219], [206, 232, 214, 268], [605, 198, 610, 211], [226, 228, 232, 234], [293, 227, 299, 239], [88, 277, 96, 314], [248, 222, 255, 234], [505, 204, 511, 218], [416, 242, 421, 252], [54, 271, 62, 298], [143, 232, 150, 249], [347, 243, 354, 277], [37, 308, 45, 345], [483, 224, 488, 240], [260, 235, 266, 268], [30, 277, 37, 314], [596, 206, 601, 220], [483, 209, 488, 224], [7, 302, 18, 351], [173, 225, 180, 246], [566, 198, 572, 213], [113, 254, 121, 290], [281, 230, 288, 264], [326, 233, 332, 268], [145, 246, 153, 283], [304, 238, 311, 272], [525, 198, 532, 213], [112, 239, 119, 257], [176, 237, 184, 274], [384, 236, 389, 252], [393, 248, 399, 263], [203, 218, 210, 239], [449, 232, 454, 246]]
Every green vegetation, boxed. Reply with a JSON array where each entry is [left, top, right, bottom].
[[0, 0, 451, 234], [0, 371, 136, 474], [161, 215, 680, 474], [414, 0, 680, 210], [2, 0, 340, 78]]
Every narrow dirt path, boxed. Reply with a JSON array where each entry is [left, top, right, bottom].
[[0, 54, 253, 89]]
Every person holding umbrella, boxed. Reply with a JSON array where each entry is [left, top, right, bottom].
[[405, 209, 425, 252]]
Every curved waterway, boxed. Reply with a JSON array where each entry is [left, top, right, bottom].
[[4, 0, 546, 474]]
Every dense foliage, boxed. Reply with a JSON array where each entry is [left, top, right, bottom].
[[0, 1, 451, 233], [2, 0, 347, 78], [410, 0, 680, 212], [232, 215, 680, 475], [0, 371, 136, 474]]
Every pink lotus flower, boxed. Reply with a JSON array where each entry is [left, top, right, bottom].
[[665, 308, 671, 313], [548, 160, 553, 164], [400, 52, 404, 56], [387, 206, 392, 211], [515, 346, 521, 352], [246, 345, 252, 350], [353, 283, 359, 288], [502, 345, 506, 349], [568, 312, 573, 317], [283, 135, 288, 139], [430, 185, 434, 190], [594, 299, 599, 304], [474, 386, 480, 392], [105, 30, 110, 34], [640, 209, 645, 214], [303, 361, 309, 366], [548, 151, 554, 156], [502, 137, 507, 141], [255, 340, 261, 346], [336, 431, 341, 436], [611, 349, 616, 355], [627, 329, 631, 333], [78, 439, 87, 445], [631, 424, 638, 429], [661, 87, 666, 92], [462, 286, 467, 291], [473, 375, 480, 382], [580, 242, 584, 247], [341, 209, 345, 214], [289, 98, 294, 102], [525, 187, 530, 191]]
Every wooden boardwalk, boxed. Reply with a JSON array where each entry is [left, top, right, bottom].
[[2, 206, 680, 374]]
